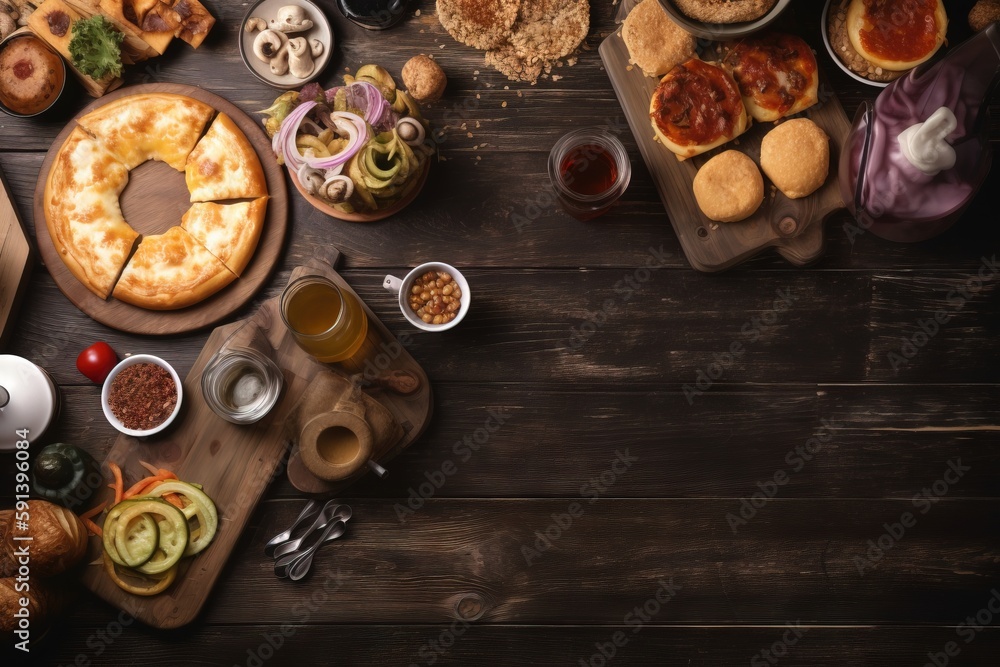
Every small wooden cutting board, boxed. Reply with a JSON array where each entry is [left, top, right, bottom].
[[80, 251, 433, 628], [0, 164, 33, 348]]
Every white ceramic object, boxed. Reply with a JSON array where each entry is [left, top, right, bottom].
[[0, 355, 59, 451], [383, 262, 471, 332], [238, 0, 333, 89], [101, 355, 183, 437]]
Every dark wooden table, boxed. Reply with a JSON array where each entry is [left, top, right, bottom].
[[4, 1, 1000, 664]]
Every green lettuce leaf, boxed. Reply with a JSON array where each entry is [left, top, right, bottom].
[[69, 15, 124, 80]]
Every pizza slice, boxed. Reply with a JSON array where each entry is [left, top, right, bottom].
[[180, 197, 268, 276], [723, 33, 819, 123], [650, 58, 749, 161], [185, 113, 268, 202], [44, 128, 138, 299], [113, 226, 236, 310], [77, 93, 215, 170]]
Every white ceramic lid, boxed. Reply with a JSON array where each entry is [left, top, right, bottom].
[[0, 354, 58, 452]]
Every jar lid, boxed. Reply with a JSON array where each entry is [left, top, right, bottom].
[[0, 355, 58, 452]]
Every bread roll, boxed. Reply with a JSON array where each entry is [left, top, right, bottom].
[[0, 511, 15, 577], [0, 577, 51, 632], [693, 150, 764, 222], [623, 0, 696, 77], [3, 501, 88, 577], [760, 119, 830, 199]]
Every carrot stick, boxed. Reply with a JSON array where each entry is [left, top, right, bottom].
[[80, 501, 108, 522], [157, 469, 178, 480], [138, 460, 160, 476], [122, 474, 172, 499], [82, 516, 103, 537], [108, 463, 124, 504]]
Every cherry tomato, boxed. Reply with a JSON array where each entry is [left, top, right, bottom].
[[76, 342, 119, 384]]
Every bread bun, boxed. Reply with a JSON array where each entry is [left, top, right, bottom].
[[4, 501, 88, 577], [760, 118, 830, 199], [623, 0, 696, 77], [0, 511, 15, 577], [0, 577, 52, 632], [693, 150, 764, 222], [847, 0, 947, 71]]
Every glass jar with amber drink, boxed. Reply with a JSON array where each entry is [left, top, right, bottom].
[[548, 127, 631, 220], [280, 276, 368, 363]]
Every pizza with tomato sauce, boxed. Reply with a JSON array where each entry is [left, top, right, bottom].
[[846, 0, 947, 72], [649, 58, 749, 161], [723, 33, 819, 123]]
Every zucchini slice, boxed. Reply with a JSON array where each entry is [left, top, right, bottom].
[[113, 512, 159, 568], [141, 481, 219, 556], [114, 500, 188, 575]]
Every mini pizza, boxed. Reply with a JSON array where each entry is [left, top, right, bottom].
[[649, 58, 749, 161], [77, 93, 214, 170], [180, 197, 268, 276], [44, 128, 139, 299], [847, 0, 947, 72], [113, 226, 236, 310], [186, 113, 268, 202], [723, 33, 819, 123]]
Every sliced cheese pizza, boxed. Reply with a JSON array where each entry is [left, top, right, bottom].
[[77, 93, 215, 170], [44, 128, 139, 300], [723, 33, 819, 123], [650, 58, 749, 161], [180, 197, 268, 276], [113, 226, 236, 310], [185, 113, 268, 202]]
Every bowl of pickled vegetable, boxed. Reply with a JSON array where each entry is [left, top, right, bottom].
[[260, 64, 434, 222]]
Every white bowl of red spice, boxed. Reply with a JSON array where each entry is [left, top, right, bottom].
[[101, 355, 182, 437]]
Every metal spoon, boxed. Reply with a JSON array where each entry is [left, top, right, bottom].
[[264, 500, 321, 557], [271, 500, 341, 559], [274, 519, 347, 580]]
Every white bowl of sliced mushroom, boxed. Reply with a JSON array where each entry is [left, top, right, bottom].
[[239, 0, 333, 89]]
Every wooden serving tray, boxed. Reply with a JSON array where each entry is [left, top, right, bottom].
[[0, 164, 33, 349], [599, 2, 851, 272], [33, 83, 288, 335], [80, 251, 433, 628]]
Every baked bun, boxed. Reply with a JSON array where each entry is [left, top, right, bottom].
[[4, 501, 88, 577], [723, 32, 819, 123], [969, 0, 1000, 31], [760, 118, 830, 199], [672, 0, 777, 23], [623, 0, 696, 77], [650, 58, 749, 161], [0, 511, 14, 577], [847, 0, 947, 71], [693, 150, 764, 222]]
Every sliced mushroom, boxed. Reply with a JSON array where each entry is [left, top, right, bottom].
[[298, 166, 325, 195], [319, 175, 354, 204], [271, 5, 314, 33], [287, 37, 314, 79], [269, 45, 290, 75], [244, 16, 266, 33], [309, 38, 324, 58], [395, 117, 426, 146], [253, 29, 287, 62]]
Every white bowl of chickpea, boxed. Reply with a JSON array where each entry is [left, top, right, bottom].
[[383, 262, 470, 331]]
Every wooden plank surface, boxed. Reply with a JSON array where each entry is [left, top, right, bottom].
[[1, 0, 999, 663]]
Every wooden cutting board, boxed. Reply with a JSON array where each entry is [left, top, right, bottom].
[[599, 4, 851, 272], [0, 164, 33, 349], [80, 251, 433, 628], [33, 83, 288, 335]]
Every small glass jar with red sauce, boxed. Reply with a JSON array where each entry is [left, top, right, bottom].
[[548, 128, 631, 221]]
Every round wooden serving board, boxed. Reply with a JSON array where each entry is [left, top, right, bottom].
[[33, 83, 289, 335]]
